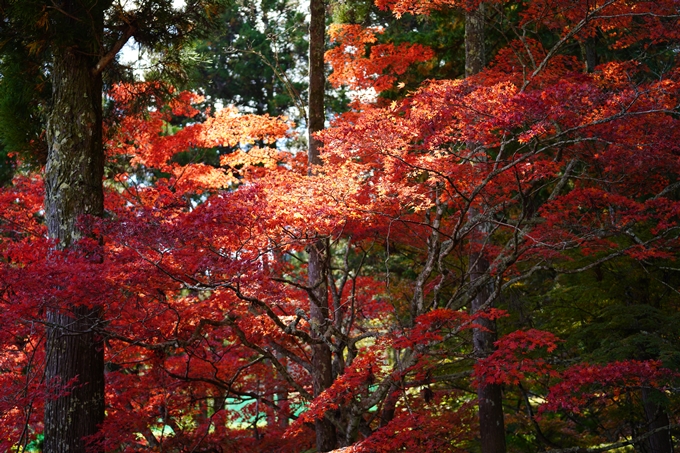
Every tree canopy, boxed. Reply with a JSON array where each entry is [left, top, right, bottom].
[[0, 0, 679, 452]]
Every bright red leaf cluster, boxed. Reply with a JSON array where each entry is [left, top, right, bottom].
[[1, 0, 680, 451]]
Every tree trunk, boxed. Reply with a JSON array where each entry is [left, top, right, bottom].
[[307, 1, 337, 450], [580, 35, 599, 73], [308, 0, 326, 170], [465, 4, 485, 78], [466, 4, 507, 453], [43, 24, 105, 453], [470, 254, 506, 453], [641, 387, 673, 453], [308, 239, 338, 451]]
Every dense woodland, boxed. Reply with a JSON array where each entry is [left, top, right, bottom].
[[0, 0, 679, 452]]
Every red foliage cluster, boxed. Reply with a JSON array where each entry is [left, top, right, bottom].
[[475, 329, 562, 385], [326, 24, 435, 93], [542, 360, 677, 415], [1, 0, 680, 451]]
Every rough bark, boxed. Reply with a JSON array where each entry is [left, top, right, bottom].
[[44, 307, 105, 453], [465, 4, 486, 78], [466, 4, 507, 453], [307, 0, 338, 450], [43, 15, 106, 453], [44, 48, 104, 247]]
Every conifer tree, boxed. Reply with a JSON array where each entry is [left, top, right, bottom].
[[0, 2, 224, 451]]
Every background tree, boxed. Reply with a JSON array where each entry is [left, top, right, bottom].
[[189, 0, 308, 117]]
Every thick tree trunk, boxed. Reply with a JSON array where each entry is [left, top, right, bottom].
[[466, 4, 507, 453], [307, 1, 337, 451], [44, 308, 105, 453], [44, 48, 104, 246], [43, 35, 105, 453]]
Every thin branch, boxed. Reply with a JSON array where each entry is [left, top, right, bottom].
[[93, 24, 137, 76]]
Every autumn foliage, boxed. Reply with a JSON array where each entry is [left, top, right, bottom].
[[1, 0, 680, 451]]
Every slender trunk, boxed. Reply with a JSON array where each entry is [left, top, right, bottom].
[[641, 387, 673, 453], [379, 386, 399, 428], [43, 13, 106, 453], [307, 1, 337, 450], [465, 4, 485, 78], [470, 255, 506, 453], [580, 35, 599, 73], [308, 239, 337, 451], [466, 4, 506, 453], [308, 0, 326, 170]]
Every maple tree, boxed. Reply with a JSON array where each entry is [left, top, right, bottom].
[[320, 1, 680, 451], [1, 0, 680, 452]]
